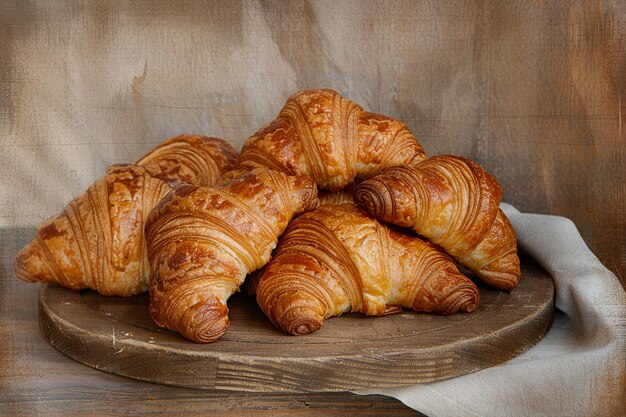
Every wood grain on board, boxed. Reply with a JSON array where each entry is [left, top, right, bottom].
[[1, 0, 624, 415]]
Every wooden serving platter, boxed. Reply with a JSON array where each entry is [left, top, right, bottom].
[[39, 257, 554, 393]]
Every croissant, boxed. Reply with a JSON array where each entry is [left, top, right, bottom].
[[256, 203, 479, 336], [245, 184, 356, 297], [228, 89, 426, 190], [14, 165, 173, 296], [145, 168, 318, 343], [355, 155, 521, 291], [136, 134, 238, 186]]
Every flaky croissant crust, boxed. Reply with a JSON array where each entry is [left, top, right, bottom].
[[137, 134, 238, 186], [256, 203, 479, 336], [14, 164, 172, 296], [355, 155, 520, 291], [230, 89, 426, 190], [145, 168, 318, 343]]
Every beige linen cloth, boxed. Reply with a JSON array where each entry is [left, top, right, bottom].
[[360, 203, 626, 417]]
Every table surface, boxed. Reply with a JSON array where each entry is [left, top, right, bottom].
[[1, 227, 423, 416]]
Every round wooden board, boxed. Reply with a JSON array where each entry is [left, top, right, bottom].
[[39, 257, 554, 393]]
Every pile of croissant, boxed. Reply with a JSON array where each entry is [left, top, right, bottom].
[[15, 89, 520, 343]]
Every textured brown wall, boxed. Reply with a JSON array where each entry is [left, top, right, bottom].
[[1, 0, 624, 285]]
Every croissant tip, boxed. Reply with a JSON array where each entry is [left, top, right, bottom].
[[440, 278, 481, 314], [460, 295, 479, 313], [432, 282, 480, 315], [272, 303, 324, 336], [494, 278, 519, 292], [290, 318, 322, 336], [354, 184, 381, 217], [13, 247, 29, 280], [13, 242, 49, 283], [178, 298, 231, 343], [184, 318, 230, 343], [458, 285, 480, 313], [477, 267, 521, 292]]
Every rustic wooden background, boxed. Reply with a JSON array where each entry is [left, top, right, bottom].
[[1, 1, 624, 415]]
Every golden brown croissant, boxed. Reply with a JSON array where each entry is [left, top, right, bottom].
[[14, 165, 173, 296], [355, 155, 521, 291], [136, 134, 238, 186], [145, 168, 318, 343], [228, 89, 426, 190], [256, 204, 479, 336]]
